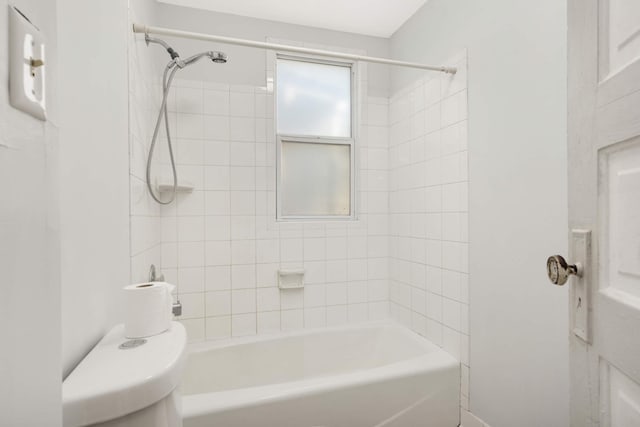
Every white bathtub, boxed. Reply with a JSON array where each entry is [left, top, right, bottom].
[[182, 322, 460, 427]]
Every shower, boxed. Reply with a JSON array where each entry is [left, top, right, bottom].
[[145, 34, 228, 204]]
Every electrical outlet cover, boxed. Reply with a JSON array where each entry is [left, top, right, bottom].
[[9, 5, 46, 121]]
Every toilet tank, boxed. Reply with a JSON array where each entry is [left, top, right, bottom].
[[63, 322, 186, 427]]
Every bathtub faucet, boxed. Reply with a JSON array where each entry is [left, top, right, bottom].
[[149, 264, 182, 317]]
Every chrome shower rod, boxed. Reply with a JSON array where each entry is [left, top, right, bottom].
[[132, 23, 457, 74]]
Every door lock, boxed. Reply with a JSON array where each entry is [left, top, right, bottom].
[[547, 255, 583, 286]]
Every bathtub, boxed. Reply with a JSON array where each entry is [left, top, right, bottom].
[[182, 322, 460, 427]]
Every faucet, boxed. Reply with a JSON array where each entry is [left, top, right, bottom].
[[149, 264, 182, 317], [148, 264, 164, 282]]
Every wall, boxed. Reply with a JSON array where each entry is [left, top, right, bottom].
[[58, 0, 131, 377], [153, 72, 390, 340], [127, 3, 394, 340], [388, 52, 469, 413], [0, 0, 61, 424], [390, 1, 568, 426]]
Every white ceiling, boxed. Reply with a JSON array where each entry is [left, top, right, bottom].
[[157, 0, 428, 38]]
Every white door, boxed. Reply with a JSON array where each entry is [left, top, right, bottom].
[[567, 0, 640, 426]]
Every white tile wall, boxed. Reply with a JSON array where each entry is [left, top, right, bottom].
[[128, 35, 469, 411], [128, 5, 163, 283], [388, 52, 469, 407], [155, 75, 390, 342]]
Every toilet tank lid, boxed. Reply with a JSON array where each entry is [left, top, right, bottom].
[[62, 322, 186, 427]]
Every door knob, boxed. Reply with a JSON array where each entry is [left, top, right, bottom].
[[546, 255, 583, 286]]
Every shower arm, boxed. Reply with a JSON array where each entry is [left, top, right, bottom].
[[145, 34, 179, 60], [133, 23, 457, 74], [146, 34, 185, 68]]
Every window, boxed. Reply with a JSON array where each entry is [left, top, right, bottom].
[[276, 57, 355, 219]]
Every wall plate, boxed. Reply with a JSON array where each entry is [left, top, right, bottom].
[[9, 5, 46, 120], [571, 229, 591, 342]]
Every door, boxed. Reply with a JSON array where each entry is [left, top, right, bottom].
[[568, 0, 640, 426]]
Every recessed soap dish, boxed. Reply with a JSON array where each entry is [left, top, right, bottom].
[[157, 180, 195, 193], [278, 269, 304, 290]]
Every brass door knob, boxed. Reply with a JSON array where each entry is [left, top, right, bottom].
[[547, 255, 583, 286]]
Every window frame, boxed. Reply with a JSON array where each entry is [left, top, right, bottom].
[[275, 54, 358, 221]]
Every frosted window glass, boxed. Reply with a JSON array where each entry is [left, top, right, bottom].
[[277, 59, 351, 137], [281, 141, 350, 216]]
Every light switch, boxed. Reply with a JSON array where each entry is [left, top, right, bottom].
[[8, 5, 46, 120]]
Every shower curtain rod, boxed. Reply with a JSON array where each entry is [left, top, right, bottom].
[[132, 23, 457, 74]]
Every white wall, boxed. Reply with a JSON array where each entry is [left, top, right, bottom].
[[58, 0, 131, 378], [390, 1, 568, 426], [151, 76, 390, 341], [0, 0, 61, 425]]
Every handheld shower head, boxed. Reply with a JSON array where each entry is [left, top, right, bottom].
[[210, 51, 227, 63], [144, 40, 229, 205], [143, 34, 229, 67], [182, 51, 228, 66]]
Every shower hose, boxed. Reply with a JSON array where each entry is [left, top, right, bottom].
[[146, 60, 180, 205]]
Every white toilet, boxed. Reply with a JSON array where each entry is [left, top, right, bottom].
[[63, 322, 187, 427]]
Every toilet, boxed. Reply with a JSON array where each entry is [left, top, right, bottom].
[[63, 322, 186, 427]]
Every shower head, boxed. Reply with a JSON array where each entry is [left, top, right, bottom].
[[144, 34, 228, 68], [209, 51, 228, 63], [182, 51, 228, 67]]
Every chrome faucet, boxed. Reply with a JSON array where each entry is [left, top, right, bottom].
[[148, 264, 164, 282], [149, 264, 182, 317]]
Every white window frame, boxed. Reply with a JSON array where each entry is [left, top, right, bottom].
[[275, 54, 358, 221]]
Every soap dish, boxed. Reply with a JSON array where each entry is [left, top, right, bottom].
[[278, 269, 304, 290], [157, 180, 195, 193]]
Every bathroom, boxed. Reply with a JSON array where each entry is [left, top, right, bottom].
[[3, 0, 640, 426]]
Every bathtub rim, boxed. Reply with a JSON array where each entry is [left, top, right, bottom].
[[186, 320, 441, 354]]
